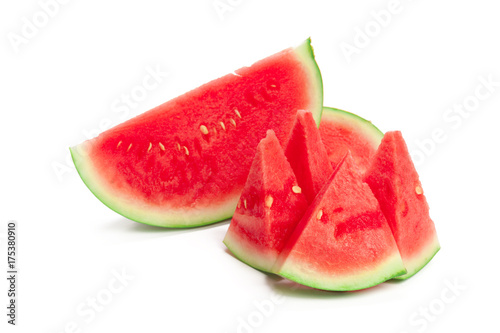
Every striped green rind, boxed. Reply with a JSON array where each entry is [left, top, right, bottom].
[[278, 251, 406, 291]]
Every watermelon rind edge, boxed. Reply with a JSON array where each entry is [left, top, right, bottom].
[[278, 251, 407, 291], [393, 234, 440, 280], [223, 220, 278, 274], [321, 106, 384, 143], [295, 38, 324, 126], [70, 144, 236, 228]]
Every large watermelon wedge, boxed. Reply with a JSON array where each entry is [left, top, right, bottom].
[[364, 131, 440, 279], [284, 109, 333, 203], [273, 152, 406, 291], [223, 130, 308, 272], [70, 39, 323, 227], [319, 107, 383, 174]]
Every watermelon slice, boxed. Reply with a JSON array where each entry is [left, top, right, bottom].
[[364, 131, 440, 279], [319, 107, 383, 174], [284, 109, 333, 203], [70, 39, 323, 228], [273, 152, 406, 291], [223, 130, 308, 272]]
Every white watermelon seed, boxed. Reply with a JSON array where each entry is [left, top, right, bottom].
[[220, 122, 226, 130], [234, 109, 242, 118], [230, 118, 236, 127], [147, 142, 152, 152], [159, 142, 165, 151], [317, 209, 323, 220], [200, 125, 209, 135], [176, 143, 181, 151], [127, 143, 132, 152], [416, 185, 423, 195], [243, 199, 247, 209], [117, 141, 122, 148], [265, 195, 273, 208], [292, 185, 302, 194], [183, 146, 189, 156]]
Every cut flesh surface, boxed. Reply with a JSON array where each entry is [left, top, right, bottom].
[[223, 130, 308, 272], [284, 109, 333, 203], [274, 152, 406, 291], [364, 131, 440, 279]]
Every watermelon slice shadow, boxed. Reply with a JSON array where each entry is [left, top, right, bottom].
[[100, 216, 231, 239]]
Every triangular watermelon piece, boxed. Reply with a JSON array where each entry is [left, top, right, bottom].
[[285, 109, 333, 203], [273, 152, 406, 291], [223, 130, 309, 273], [364, 131, 440, 279]]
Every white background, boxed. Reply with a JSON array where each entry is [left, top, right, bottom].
[[1, 0, 499, 332]]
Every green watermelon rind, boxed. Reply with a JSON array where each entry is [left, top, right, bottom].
[[393, 234, 440, 280], [70, 39, 324, 228], [223, 217, 278, 273], [321, 107, 384, 144], [278, 252, 407, 291], [297, 38, 324, 126], [70, 143, 236, 228]]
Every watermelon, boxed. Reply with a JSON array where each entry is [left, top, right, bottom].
[[319, 107, 383, 174], [70, 39, 323, 228], [223, 130, 308, 272], [364, 131, 440, 279], [273, 152, 406, 291], [284, 109, 333, 203]]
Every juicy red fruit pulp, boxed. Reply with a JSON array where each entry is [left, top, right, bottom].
[[90, 52, 314, 209]]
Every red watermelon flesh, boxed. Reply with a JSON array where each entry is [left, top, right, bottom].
[[70, 39, 323, 227], [364, 131, 440, 279], [319, 107, 383, 174], [273, 152, 406, 291], [223, 130, 308, 272], [284, 109, 333, 203]]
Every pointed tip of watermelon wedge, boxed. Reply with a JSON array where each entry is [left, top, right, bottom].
[[224, 129, 309, 273], [284, 109, 333, 203], [294, 38, 323, 126]]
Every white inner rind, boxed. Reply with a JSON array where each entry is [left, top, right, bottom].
[[278, 251, 407, 291], [70, 143, 238, 227], [223, 218, 278, 273]]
